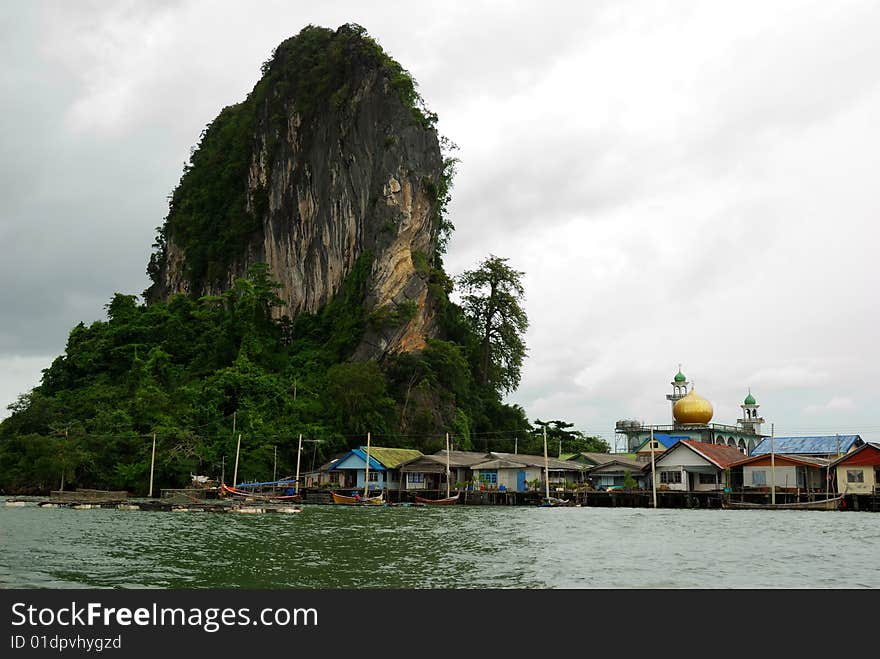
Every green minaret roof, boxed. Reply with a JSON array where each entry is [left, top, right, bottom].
[[674, 369, 686, 383], [744, 390, 756, 405]]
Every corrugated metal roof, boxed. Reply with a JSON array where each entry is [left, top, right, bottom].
[[674, 440, 747, 468], [830, 442, 880, 467], [472, 458, 533, 470], [587, 458, 643, 473], [434, 450, 494, 466], [489, 452, 587, 471], [752, 435, 862, 456], [570, 452, 619, 465], [730, 453, 830, 468], [399, 451, 492, 472]]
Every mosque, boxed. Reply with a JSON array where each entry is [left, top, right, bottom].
[[615, 366, 767, 454]]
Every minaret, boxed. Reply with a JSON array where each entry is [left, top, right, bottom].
[[666, 365, 689, 422], [738, 388, 764, 435]]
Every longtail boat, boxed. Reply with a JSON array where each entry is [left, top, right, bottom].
[[539, 496, 573, 507], [414, 492, 460, 505], [331, 491, 384, 505], [221, 483, 301, 502], [721, 495, 842, 510]]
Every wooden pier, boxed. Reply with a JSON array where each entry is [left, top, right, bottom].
[[6, 498, 302, 514], [5, 487, 877, 512]]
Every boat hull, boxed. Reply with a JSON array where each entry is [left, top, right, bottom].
[[721, 495, 842, 510], [331, 491, 384, 505], [221, 484, 301, 502], [413, 493, 460, 505]]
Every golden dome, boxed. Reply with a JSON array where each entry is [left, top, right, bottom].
[[673, 388, 714, 424]]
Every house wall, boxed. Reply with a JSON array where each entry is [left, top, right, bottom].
[[692, 474, 724, 492], [355, 470, 388, 491], [500, 467, 544, 490], [591, 468, 646, 489], [654, 445, 723, 491], [478, 466, 543, 491], [655, 466, 687, 491], [836, 465, 877, 495], [744, 465, 796, 489], [405, 472, 427, 490]]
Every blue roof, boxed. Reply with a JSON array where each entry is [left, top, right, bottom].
[[752, 435, 862, 456], [328, 448, 386, 472], [637, 433, 687, 451]]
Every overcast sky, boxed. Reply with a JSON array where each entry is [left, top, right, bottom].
[[2, 0, 879, 447]]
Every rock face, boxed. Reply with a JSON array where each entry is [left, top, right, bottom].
[[147, 25, 444, 359]]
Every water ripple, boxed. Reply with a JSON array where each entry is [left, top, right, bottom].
[[1, 502, 879, 588]]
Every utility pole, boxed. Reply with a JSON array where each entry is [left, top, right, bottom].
[[295, 434, 303, 495], [445, 432, 451, 499], [770, 423, 776, 505], [543, 426, 550, 501], [148, 432, 157, 497], [514, 436, 518, 454], [232, 433, 242, 488], [60, 426, 68, 492], [273, 445, 277, 483], [650, 427, 657, 509]]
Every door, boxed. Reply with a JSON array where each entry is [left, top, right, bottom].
[[516, 470, 527, 492]]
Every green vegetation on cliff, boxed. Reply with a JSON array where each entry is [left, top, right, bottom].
[[147, 23, 440, 296], [0, 261, 538, 494], [0, 24, 606, 495]]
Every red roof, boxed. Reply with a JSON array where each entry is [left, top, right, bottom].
[[679, 440, 748, 468], [832, 443, 880, 467], [729, 453, 830, 469]]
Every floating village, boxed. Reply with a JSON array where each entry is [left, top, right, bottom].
[[6, 368, 879, 514]]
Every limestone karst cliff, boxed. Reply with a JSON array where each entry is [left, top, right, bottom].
[[146, 24, 447, 360]]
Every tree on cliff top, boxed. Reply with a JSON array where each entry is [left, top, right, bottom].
[[458, 255, 528, 394]]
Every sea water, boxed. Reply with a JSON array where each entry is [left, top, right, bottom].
[[1, 500, 878, 588]]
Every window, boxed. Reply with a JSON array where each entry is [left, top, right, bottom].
[[752, 470, 766, 486], [478, 470, 497, 484], [368, 471, 379, 482], [698, 472, 717, 485], [847, 470, 864, 483], [407, 473, 424, 483], [660, 471, 682, 484]]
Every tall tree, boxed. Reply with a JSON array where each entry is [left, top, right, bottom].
[[458, 255, 528, 393], [531, 419, 610, 456]]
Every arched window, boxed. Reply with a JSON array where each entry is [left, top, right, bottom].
[[728, 438, 736, 447]]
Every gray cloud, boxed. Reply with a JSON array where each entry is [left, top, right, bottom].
[[2, 1, 879, 444]]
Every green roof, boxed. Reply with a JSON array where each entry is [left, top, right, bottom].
[[674, 370, 686, 382], [361, 446, 423, 469], [744, 392, 756, 405]]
